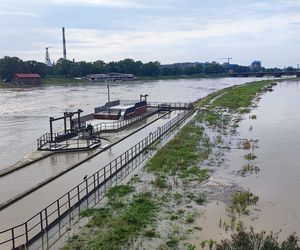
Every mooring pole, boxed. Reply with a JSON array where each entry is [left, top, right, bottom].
[[50, 117, 54, 142], [63, 112, 67, 133], [69, 114, 73, 131], [78, 109, 81, 129], [107, 82, 111, 115]]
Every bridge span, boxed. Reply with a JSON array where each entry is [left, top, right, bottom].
[[229, 71, 300, 78]]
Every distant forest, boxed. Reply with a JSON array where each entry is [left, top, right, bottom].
[[0, 56, 293, 81]]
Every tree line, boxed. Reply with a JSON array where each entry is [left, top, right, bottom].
[[0, 56, 294, 82]]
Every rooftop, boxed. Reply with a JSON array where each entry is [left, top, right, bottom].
[[15, 73, 41, 78]]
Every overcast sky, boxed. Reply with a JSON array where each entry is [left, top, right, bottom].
[[0, 0, 299, 67]]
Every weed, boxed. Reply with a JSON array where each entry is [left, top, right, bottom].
[[194, 193, 206, 205], [153, 175, 168, 189], [186, 212, 196, 224], [231, 191, 259, 215], [187, 244, 196, 250], [144, 228, 157, 238], [174, 192, 183, 201], [217, 227, 300, 249], [242, 140, 251, 150], [241, 164, 260, 175], [244, 153, 257, 161], [106, 185, 134, 199], [170, 214, 179, 221]]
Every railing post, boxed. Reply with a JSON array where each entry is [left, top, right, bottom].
[[25, 222, 29, 243], [40, 211, 43, 231], [103, 166, 106, 181], [57, 200, 60, 218], [77, 186, 80, 201], [11, 228, 15, 249], [45, 208, 48, 228], [85, 179, 88, 195], [68, 192, 71, 209]]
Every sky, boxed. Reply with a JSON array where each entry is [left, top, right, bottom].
[[0, 0, 299, 68]]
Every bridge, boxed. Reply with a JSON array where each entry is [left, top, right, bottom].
[[229, 71, 300, 78]]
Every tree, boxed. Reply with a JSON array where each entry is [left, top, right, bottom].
[[0, 56, 26, 81], [142, 61, 161, 76]]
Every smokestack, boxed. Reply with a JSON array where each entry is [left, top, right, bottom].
[[62, 27, 67, 60]]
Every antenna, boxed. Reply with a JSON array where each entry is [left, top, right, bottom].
[[45, 47, 53, 67]]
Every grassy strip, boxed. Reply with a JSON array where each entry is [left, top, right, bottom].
[[146, 122, 210, 182], [42, 77, 90, 85], [65, 79, 280, 249], [211, 80, 275, 111], [64, 189, 157, 250]]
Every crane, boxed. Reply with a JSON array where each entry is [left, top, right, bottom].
[[217, 57, 232, 65]]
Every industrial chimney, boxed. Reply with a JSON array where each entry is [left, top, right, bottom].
[[62, 27, 67, 60]]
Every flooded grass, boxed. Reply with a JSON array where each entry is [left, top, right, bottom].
[[64, 192, 157, 250], [64, 80, 284, 249], [216, 227, 300, 249], [240, 163, 260, 175], [231, 191, 259, 215], [146, 122, 210, 181], [244, 153, 257, 161]]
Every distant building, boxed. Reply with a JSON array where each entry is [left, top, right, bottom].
[[251, 61, 262, 70], [14, 73, 42, 85]]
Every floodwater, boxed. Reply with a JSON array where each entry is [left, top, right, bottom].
[[0, 78, 259, 169], [0, 110, 181, 230], [194, 80, 300, 243]]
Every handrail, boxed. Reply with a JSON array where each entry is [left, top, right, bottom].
[[0, 109, 194, 249]]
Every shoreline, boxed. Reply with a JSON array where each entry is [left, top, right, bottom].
[[64, 79, 300, 249], [2, 75, 296, 89]]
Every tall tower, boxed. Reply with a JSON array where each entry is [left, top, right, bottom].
[[62, 27, 67, 60], [45, 47, 53, 66]]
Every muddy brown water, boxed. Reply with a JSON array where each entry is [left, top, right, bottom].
[[0, 78, 260, 169], [192, 80, 300, 245]]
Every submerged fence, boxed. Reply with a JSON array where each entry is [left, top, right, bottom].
[[0, 109, 194, 250]]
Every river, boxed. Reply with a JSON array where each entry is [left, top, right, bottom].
[[0, 78, 259, 169], [193, 79, 300, 244]]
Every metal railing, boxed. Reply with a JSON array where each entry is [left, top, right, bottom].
[[0, 109, 194, 250], [93, 109, 158, 134], [147, 101, 193, 109]]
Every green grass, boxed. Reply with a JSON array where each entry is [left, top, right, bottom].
[[146, 122, 210, 181], [216, 227, 300, 249], [64, 79, 282, 249], [42, 77, 89, 85], [65, 192, 157, 250], [106, 185, 135, 199], [210, 80, 273, 111], [244, 153, 257, 161], [231, 191, 259, 215]]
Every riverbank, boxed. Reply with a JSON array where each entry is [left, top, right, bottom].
[[0, 76, 297, 88], [63, 80, 299, 249], [0, 75, 224, 88]]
